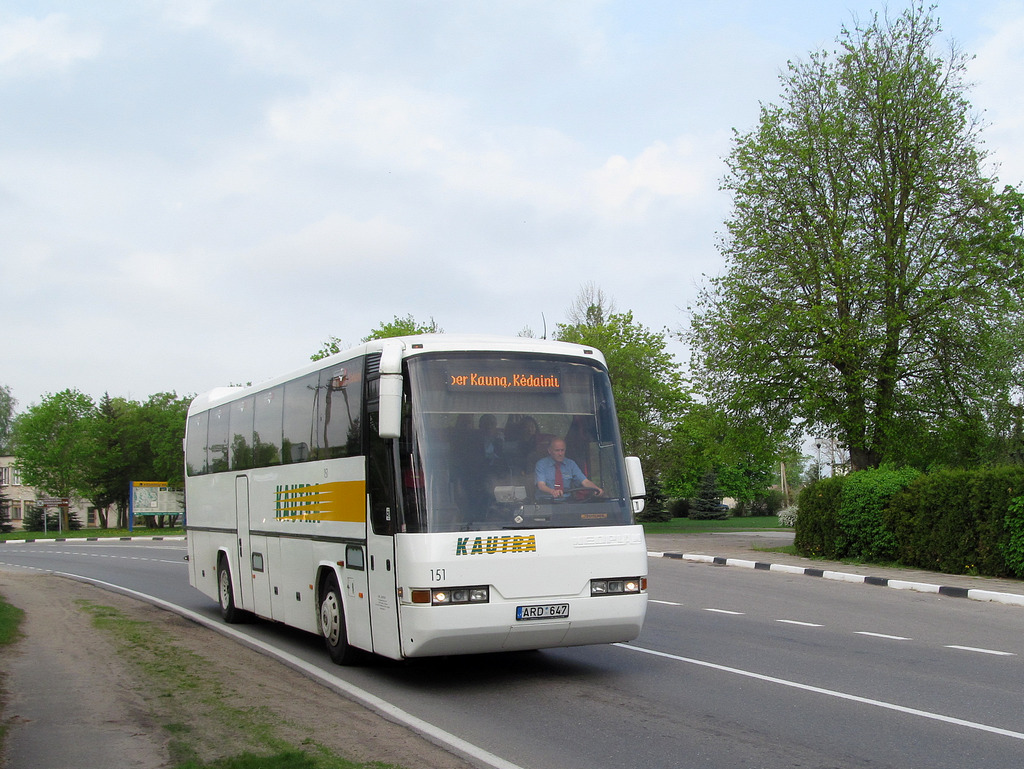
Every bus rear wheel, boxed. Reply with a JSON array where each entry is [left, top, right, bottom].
[[320, 576, 359, 665]]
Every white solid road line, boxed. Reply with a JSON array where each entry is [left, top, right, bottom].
[[55, 572, 526, 769], [616, 643, 1024, 741]]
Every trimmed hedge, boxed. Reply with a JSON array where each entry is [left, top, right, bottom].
[[794, 475, 845, 559], [795, 468, 918, 561], [796, 465, 1024, 578]]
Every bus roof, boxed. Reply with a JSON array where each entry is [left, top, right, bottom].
[[188, 334, 608, 415]]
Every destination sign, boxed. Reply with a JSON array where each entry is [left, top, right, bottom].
[[447, 370, 561, 392]]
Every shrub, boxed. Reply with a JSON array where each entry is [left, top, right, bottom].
[[778, 506, 798, 528], [1004, 495, 1024, 578], [888, 466, 1024, 576], [794, 476, 845, 557], [835, 467, 919, 562], [668, 498, 690, 519], [747, 489, 786, 517]]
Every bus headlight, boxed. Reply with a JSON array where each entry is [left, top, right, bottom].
[[591, 577, 645, 596], [411, 586, 490, 605]]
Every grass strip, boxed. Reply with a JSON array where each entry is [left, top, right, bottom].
[[0, 527, 185, 542], [0, 591, 26, 755], [76, 600, 405, 769], [643, 515, 788, 535]]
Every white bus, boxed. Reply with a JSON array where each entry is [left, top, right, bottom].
[[184, 335, 648, 663]]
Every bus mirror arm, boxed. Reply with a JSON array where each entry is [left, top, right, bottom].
[[625, 456, 646, 514], [378, 373, 403, 439]]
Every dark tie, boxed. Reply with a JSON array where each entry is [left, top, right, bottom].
[[554, 462, 563, 490]]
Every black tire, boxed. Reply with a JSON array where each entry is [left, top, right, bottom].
[[320, 576, 359, 665], [217, 558, 242, 624]]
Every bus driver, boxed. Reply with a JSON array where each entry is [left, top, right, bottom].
[[535, 438, 603, 500]]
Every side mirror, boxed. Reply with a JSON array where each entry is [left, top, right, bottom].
[[378, 374, 402, 439], [625, 456, 646, 514], [377, 339, 404, 440]]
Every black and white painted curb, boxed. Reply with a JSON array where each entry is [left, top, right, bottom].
[[649, 550, 1024, 608]]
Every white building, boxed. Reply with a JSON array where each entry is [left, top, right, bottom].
[[0, 456, 110, 532]]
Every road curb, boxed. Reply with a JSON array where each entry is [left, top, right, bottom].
[[649, 550, 1024, 608]]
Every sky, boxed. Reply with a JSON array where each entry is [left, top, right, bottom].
[[3, 0, 1024, 412]]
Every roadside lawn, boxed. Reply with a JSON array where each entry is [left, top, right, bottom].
[[642, 515, 789, 535], [0, 527, 185, 542]]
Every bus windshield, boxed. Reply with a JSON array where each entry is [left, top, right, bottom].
[[400, 353, 634, 532]]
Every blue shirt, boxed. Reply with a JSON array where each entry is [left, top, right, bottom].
[[535, 456, 586, 496]]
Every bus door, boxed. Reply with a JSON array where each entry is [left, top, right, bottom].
[[234, 475, 255, 611], [366, 416, 403, 659], [341, 541, 372, 651]]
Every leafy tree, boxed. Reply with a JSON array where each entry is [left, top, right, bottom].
[[363, 314, 442, 342], [11, 389, 97, 530], [312, 315, 443, 361], [687, 3, 1024, 471], [88, 392, 189, 528], [662, 402, 796, 506], [89, 394, 133, 527], [556, 303, 689, 478], [140, 392, 190, 489], [0, 384, 15, 454]]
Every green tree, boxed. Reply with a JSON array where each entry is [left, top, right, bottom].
[[556, 305, 689, 478], [88, 394, 130, 527], [11, 389, 97, 529], [662, 402, 793, 505], [312, 315, 443, 361], [140, 392, 190, 489], [88, 393, 189, 528], [0, 384, 15, 454], [21, 505, 58, 533], [687, 4, 1024, 471], [690, 470, 729, 520]]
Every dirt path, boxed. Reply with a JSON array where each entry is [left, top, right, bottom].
[[0, 571, 477, 769]]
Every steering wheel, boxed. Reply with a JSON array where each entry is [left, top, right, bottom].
[[570, 487, 601, 502]]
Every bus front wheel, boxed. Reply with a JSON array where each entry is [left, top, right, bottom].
[[320, 576, 358, 665], [218, 559, 242, 624]]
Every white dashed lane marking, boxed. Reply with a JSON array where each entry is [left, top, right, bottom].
[[652, 602, 1018, 659]]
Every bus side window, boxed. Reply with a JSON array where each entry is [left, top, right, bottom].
[[318, 360, 363, 459], [253, 387, 283, 467], [230, 396, 255, 471], [282, 372, 318, 464], [185, 411, 209, 476], [208, 406, 230, 473]]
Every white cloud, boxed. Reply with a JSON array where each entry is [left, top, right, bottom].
[[0, 13, 100, 76], [249, 211, 413, 272], [589, 136, 727, 220]]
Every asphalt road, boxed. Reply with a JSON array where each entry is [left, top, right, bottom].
[[2, 537, 1022, 769]]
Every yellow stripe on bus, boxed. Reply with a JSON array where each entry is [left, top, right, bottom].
[[275, 480, 366, 523]]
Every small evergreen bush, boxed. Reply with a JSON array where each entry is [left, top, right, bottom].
[[689, 471, 729, 520]]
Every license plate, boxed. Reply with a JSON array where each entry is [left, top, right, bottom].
[[516, 603, 569, 621]]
